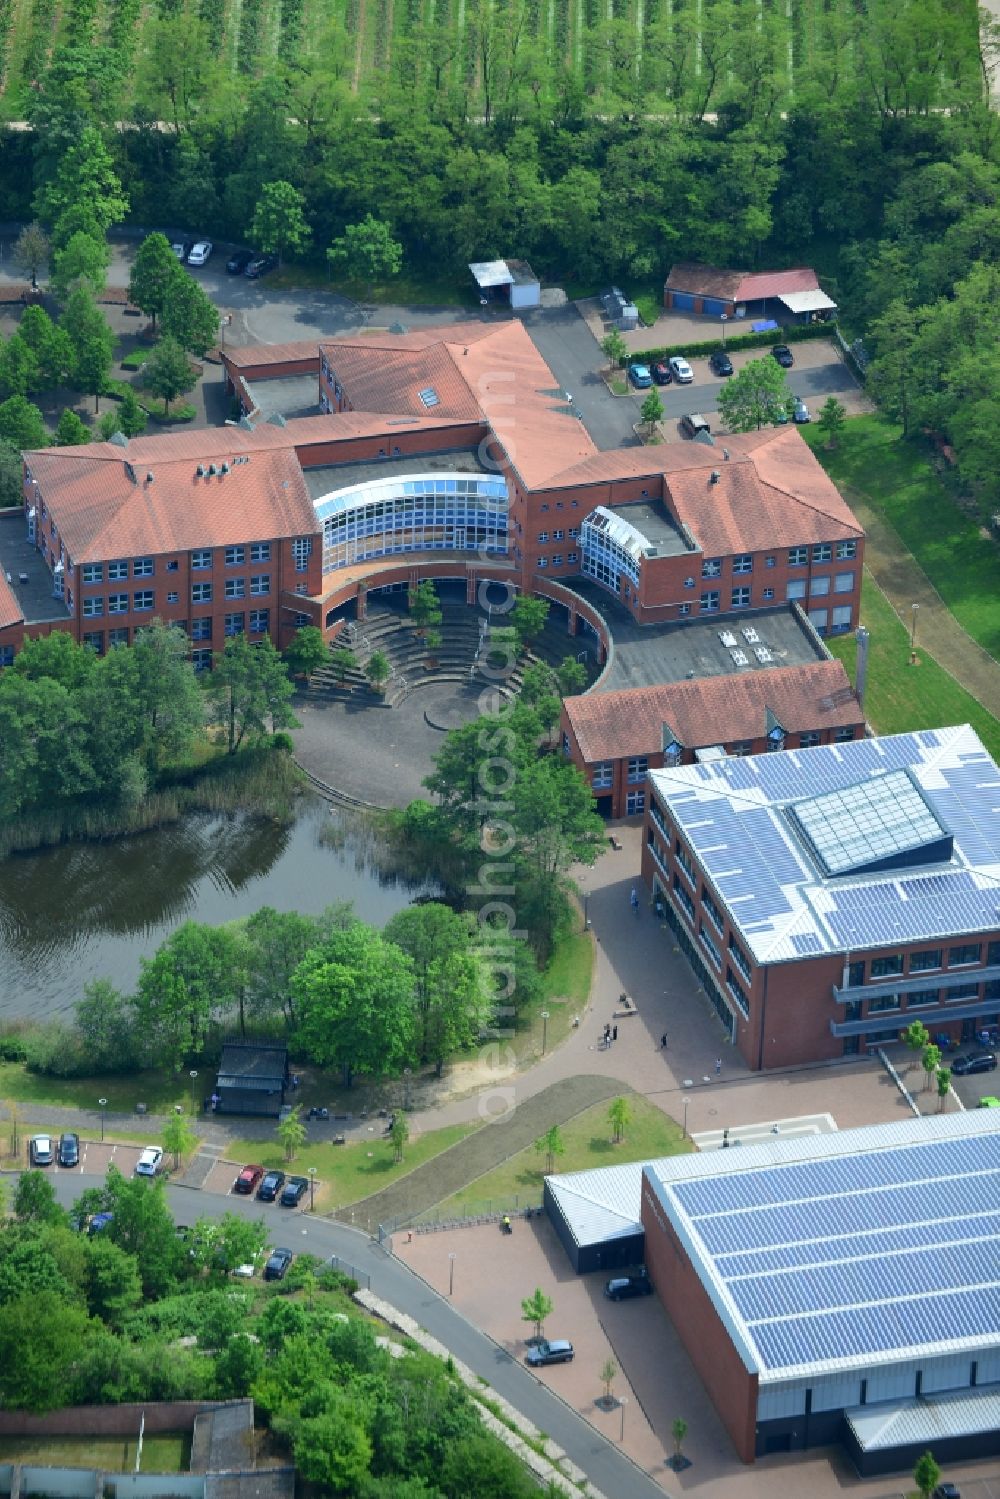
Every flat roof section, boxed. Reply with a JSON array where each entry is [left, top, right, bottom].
[[0, 511, 69, 626], [845, 1386, 1000, 1452], [604, 500, 692, 558], [303, 449, 495, 503], [243, 374, 322, 422]]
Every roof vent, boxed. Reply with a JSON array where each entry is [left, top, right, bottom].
[[145, 471, 154, 484], [686, 669, 695, 679], [208, 464, 218, 476], [710, 470, 721, 484], [221, 462, 230, 475], [722, 448, 730, 461], [196, 465, 206, 478]]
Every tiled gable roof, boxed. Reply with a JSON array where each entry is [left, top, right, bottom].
[[0, 570, 22, 629], [665, 262, 820, 303]]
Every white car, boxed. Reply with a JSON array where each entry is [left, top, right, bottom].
[[135, 1146, 163, 1177], [187, 241, 213, 266], [668, 356, 694, 384]]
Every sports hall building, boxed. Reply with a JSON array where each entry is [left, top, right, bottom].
[[546, 1110, 1000, 1472], [641, 723, 1000, 1066]]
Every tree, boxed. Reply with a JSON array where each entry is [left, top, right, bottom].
[[0, 441, 22, 506], [0, 395, 48, 449], [921, 1043, 942, 1091], [327, 214, 403, 298], [716, 357, 791, 432], [409, 579, 442, 636], [936, 1067, 952, 1112], [206, 634, 298, 754], [60, 287, 114, 412], [197, 1212, 267, 1277], [601, 329, 627, 372], [277, 1105, 306, 1161], [285, 1396, 373, 1494], [903, 1020, 930, 1066], [0, 1292, 93, 1412], [913, 1451, 941, 1499], [250, 180, 312, 266], [600, 1357, 618, 1407], [283, 626, 329, 679], [130, 620, 204, 765], [83, 1235, 143, 1326], [18, 306, 72, 391], [640, 388, 664, 433], [608, 1095, 631, 1144], [520, 1287, 553, 1342], [129, 232, 180, 332], [50, 230, 111, 300], [555, 656, 588, 698], [142, 336, 196, 415], [671, 1417, 688, 1464], [132, 921, 247, 1068], [535, 1124, 564, 1175], [54, 408, 90, 445], [75, 979, 135, 1070], [1, 334, 39, 398], [14, 223, 50, 290], [35, 126, 129, 235], [384, 904, 491, 1074], [817, 396, 846, 449], [389, 1111, 409, 1163], [511, 595, 549, 653], [365, 648, 391, 692], [160, 273, 219, 357], [330, 646, 355, 685], [13, 1171, 63, 1224], [98, 386, 147, 440], [162, 1111, 197, 1169]]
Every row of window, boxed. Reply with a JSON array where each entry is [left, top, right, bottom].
[[700, 540, 857, 579], [79, 611, 271, 655], [698, 577, 854, 612], [846, 979, 1000, 1020], [848, 942, 1000, 986], [81, 577, 272, 616], [535, 528, 579, 543], [536, 553, 578, 570], [80, 544, 273, 584]]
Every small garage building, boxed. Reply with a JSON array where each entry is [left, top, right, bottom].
[[215, 1041, 289, 1116], [469, 259, 541, 310], [663, 263, 837, 324]]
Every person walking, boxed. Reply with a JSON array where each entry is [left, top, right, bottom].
[[660, 1032, 668, 1049], [714, 1057, 722, 1077], [612, 1025, 618, 1043], [630, 886, 639, 915], [604, 1023, 611, 1046]]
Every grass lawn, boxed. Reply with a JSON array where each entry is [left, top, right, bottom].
[[431, 1094, 689, 1218], [0, 1434, 191, 1472], [267, 264, 473, 309], [0, 1062, 194, 1115], [511, 929, 594, 1065], [228, 1121, 478, 1210], [826, 574, 1000, 761], [804, 417, 1000, 659]]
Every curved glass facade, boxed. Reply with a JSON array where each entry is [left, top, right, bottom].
[[580, 506, 647, 593], [314, 474, 509, 574]]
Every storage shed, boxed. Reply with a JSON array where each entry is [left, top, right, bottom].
[[663, 263, 836, 324], [215, 1041, 289, 1116], [544, 1159, 646, 1273], [469, 259, 541, 310]]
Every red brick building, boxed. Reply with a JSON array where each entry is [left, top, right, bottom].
[[642, 723, 1000, 1067]]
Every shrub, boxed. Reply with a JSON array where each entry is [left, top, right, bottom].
[[148, 403, 196, 425], [632, 320, 835, 363]]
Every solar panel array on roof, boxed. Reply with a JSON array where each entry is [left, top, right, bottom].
[[660, 1128, 1000, 1377]]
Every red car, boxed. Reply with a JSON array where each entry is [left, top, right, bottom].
[[234, 1164, 265, 1195]]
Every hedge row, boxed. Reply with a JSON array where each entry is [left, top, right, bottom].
[[622, 320, 837, 365]]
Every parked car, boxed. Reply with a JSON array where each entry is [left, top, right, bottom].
[[767, 401, 790, 425], [234, 1163, 265, 1195], [171, 239, 194, 261], [708, 351, 734, 377], [227, 249, 253, 274], [650, 360, 672, 385], [257, 1169, 286, 1201], [604, 1271, 652, 1300], [58, 1132, 80, 1167], [668, 355, 694, 384], [627, 363, 652, 389], [679, 413, 711, 439], [978, 1095, 1000, 1107], [792, 397, 811, 423], [187, 240, 213, 266], [244, 252, 279, 279], [951, 1051, 997, 1076], [932, 1485, 961, 1499], [135, 1146, 163, 1177], [280, 1175, 309, 1207], [29, 1134, 54, 1166], [525, 1338, 574, 1366], [771, 344, 794, 368], [88, 1212, 114, 1235], [263, 1247, 294, 1281]]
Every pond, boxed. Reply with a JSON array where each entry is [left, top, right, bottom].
[[0, 800, 427, 1023]]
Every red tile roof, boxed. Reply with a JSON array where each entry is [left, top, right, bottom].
[[26, 444, 317, 565], [665, 262, 821, 304], [222, 341, 321, 371], [564, 661, 861, 763], [0, 571, 23, 630]]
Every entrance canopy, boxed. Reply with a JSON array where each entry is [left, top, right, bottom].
[[469, 260, 515, 290], [778, 289, 838, 315]]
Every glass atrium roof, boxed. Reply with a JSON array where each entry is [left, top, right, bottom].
[[787, 769, 953, 877]]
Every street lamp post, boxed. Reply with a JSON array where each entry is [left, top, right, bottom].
[[909, 603, 920, 664], [99, 1097, 107, 1143], [308, 1166, 317, 1212], [448, 1252, 456, 1296], [189, 1069, 198, 1116], [720, 313, 728, 348], [541, 1010, 550, 1055], [620, 1396, 628, 1443], [682, 1095, 689, 1139], [403, 1067, 412, 1110], [584, 892, 590, 930]]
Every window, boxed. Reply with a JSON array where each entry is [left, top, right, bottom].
[[293, 583, 309, 595], [731, 740, 752, 756], [834, 726, 855, 743], [949, 943, 982, 967], [733, 554, 752, 574], [133, 557, 153, 577], [82, 596, 104, 617], [808, 608, 828, 630], [627, 756, 648, 784], [107, 628, 129, 648], [726, 967, 750, 1018], [82, 563, 103, 584], [108, 560, 128, 581], [108, 593, 128, 614], [836, 540, 857, 560], [81, 631, 104, 654], [224, 612, 245, 636], [225, 577, 246, 599], [166, 591, 179, 604], [225, 545, 245, 566], [249, 608, 269, 633], [294, 612, 311, 627], [731, 586, 751, 609], [946, 982, 981, 1002], [867, 993, 901, 1014], [812, 543, 832, 562], [989, 941, 1000, 966], [133, 590, 154, 611], [700, 590, 720, 613], [626, 790, 645, 816], [810, 576, 830, 596], [905, 990, 939, 1008], [799, 731, 820, 747], [702, 558, 722, 578], [786, 580, 806, 600], [250, 542, 271, 562], [909, 949, 942, 975], [788, 546, 808, 566], [536, 557, 548, 569], [166, 559, 179, 572], [765, 556, 776, 568], [678, 603, 691, 616], [568, 526, 579, 538], [702, 888, 724, 933], [540, 503, 548, 512], [292, 537, 313, 572], [537, 531, 549, 543], [762, 587, 774, 601], [675, 839, 696, 884], [567, 551, 578, 565], [250, 574, 270, 595], [190, 617, 212, 641], [870, 954, 903, 979], [835, 572, 855, 594], [192, 550, 212, 570], [553, 529, 564, 541], [552, 555, 563, 567], [847, 960, 865, 988], [192, 648, 212, 672], [831, 605, 853, 631], [192, 582, 212, 604], [699, 922, 721, 969], [592, 762, 613, 789], [673, 873, 694, 923], [728, 937, 752, 984]]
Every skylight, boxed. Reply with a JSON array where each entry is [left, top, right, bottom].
[[787, 769, 953, 878], [418, 387, 440, 408]]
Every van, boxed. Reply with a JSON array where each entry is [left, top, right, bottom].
[[680, 413, 711, 439]]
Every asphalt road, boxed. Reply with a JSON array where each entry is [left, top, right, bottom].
[[522, 302, 641, 452], [42, 1172, 667, 1499]]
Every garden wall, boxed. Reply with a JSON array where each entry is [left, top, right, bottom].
[[0, 1406, 235, 1440]]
